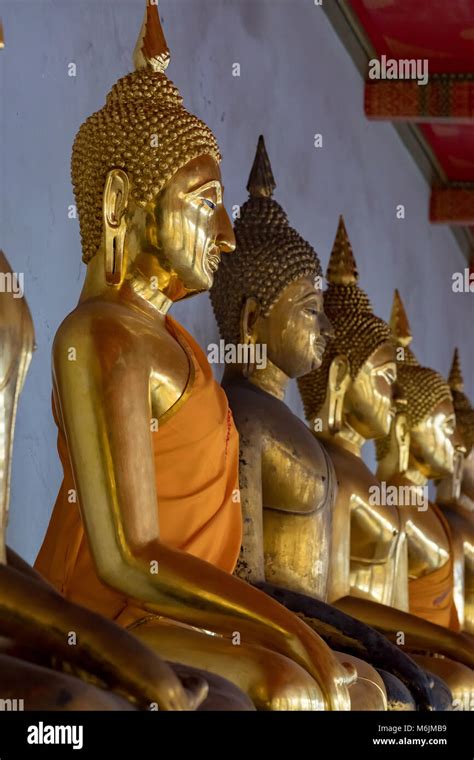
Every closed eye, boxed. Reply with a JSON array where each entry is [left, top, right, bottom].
[[374, 368, 396, 385], [443, 416, 456, 436]]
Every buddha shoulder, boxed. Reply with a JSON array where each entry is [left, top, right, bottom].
[[322, 441, 378, 499], [226, 380, 328, 463], [325, 439, 400, 523], [225, 380, 332, 514], [52, 302, 191, 416]]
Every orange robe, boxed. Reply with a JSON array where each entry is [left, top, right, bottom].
[[408, 503, 460, 631], [35, 316, 242, 623]]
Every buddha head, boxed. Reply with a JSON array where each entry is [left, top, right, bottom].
[[72, 1, 235, 300], [376, 291, 457, 481], [437, 349, 474, 505], [297, 218, 396, 441], [210, 136, 331, 386]]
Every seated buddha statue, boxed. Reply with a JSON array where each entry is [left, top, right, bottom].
[[374, 292, 474, 705], [209, 135, 440, 711], [0, 249, 219, 711], [436, 349, 474, 635], [34, 1, 352, 711], [296, 224, 474, 679]]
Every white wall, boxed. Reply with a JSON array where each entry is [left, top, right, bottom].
[[2, 0, 472, 563]]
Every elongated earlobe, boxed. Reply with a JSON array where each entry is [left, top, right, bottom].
[[394, 413, 410, 475], [240, 297, 260, 379], [103, 169, 130, 286], [327, 355, 350, 433], [451, 449, 464, 500]]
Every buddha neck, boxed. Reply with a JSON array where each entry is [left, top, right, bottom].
[[317, 419, 368, 459], [248, 358, 290, 401], [128, 269, 174, 316], [223, 358, 290, 401], [456, 493, 474, 515], [79, 248, 174, 320], [384, 463, 428, 488], [437, 475, 474, 515], [331, 424, 367, 458]]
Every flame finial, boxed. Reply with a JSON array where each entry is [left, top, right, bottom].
[[247, 135, 276, 199], [448, 347, 464, 393], [326, 216, 358, 286], [389, 289, 413, 348], [133, 1, 170, 73]]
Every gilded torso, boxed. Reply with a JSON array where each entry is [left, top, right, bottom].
[[54, 299, 193, 424], [437, 453, 474, 632], [405, 505, 450, 579], [224, 378, 333, 600], [321, 441, 407, 609], [442, 505, 474, 633]]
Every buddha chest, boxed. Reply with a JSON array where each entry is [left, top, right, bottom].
[[226, 380, 333, 601], [442, 506, 474, 633], [324, 441, 405, 607], [405, 502, 450, 579], [261, 421, 334, 601], [149, 323, 193, 422]]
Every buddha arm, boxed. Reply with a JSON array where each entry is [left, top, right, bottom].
[[53, 319, 350, 710], [229, 418, 436, 706], [405, 514, 450, 578], [464, 527, 474, 634], [350, 493, 400, 568], [7, 545, 56, 583], [334, 595, 474, 670], [233, 420, 265, 584], [0, 558, 202, 710], [256, 581, 434, 710]]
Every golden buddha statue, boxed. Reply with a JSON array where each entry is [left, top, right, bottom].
[[374, 293, 474, 706], [376, 291, 460, 629], [0, 249, 217, 711], [34, 1, 352, 711], [436, 349, 474, 635], [296, 224, 474, 681], [298, 218, 407, 609], [210, 135, 442, 711]]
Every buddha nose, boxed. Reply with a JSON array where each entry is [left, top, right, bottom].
[[320, 311, 334, 339], [216, 205, 236, 254], [392, 383, 405, 403], [453, 427, 466, 454]]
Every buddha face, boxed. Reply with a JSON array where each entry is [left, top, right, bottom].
[[461, 447, 474, 506], [343, 341, 397, 440], [144, 155, 235, 292], [253, 277, 332, 378], [410, 398, 457, 479]]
